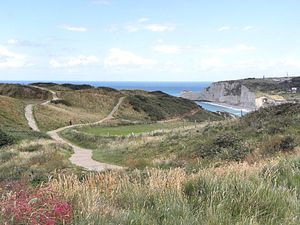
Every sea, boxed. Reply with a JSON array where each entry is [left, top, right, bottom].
[[1, 80, 246, 116]]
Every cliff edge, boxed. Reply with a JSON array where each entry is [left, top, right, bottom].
[[181, 77, 300, 109]]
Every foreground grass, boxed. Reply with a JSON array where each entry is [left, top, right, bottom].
[[46, 154, 300, 225], [0, 139, 75, 186]]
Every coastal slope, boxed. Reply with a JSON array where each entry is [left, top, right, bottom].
[[181, 76, 300, 110]]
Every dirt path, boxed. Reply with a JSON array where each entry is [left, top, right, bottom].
[[25, 86, 124, 171], [25, 104, 40, 132]]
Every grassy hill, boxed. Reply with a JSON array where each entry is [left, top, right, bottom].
[[0, 94, 74, 186], [226, 76, 300, 95], [31, 83, 222, 130], [34, 87, 122, 131], [1, 83, 300, 224], [0, 84, 50, 100], [116, 90, 221, 121], [62, 103, 300, 169], [0, 95, 48, 145]]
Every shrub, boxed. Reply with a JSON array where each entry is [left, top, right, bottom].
[[0, 129, 14, 147], [279, 136, 296, 152], [260, 135, 296, 156], [20, 144, 43, 152], [198, 132, 250, 161], [50, 99, 72, 106]]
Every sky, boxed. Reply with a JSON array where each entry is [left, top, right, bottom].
[[0, 0, 300, 82]]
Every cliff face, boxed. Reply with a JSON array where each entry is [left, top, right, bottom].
[[181, 81, 256, 109], [181, 77, 300, 110]]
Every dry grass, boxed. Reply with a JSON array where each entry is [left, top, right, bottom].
[[48, 155, 300, 224], [0, 95, 28, 130], [34, 104, 107, 131], [0, 139, 74, 184], [34, 89, 121, 131], [49, 168, 187, 222]]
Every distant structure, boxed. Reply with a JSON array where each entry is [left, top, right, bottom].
[[291, 87, 298, 94]]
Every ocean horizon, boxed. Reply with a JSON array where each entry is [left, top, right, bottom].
[[0, 80, 211, 97]]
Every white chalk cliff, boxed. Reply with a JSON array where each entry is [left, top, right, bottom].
[[181, 81, 256, 110]]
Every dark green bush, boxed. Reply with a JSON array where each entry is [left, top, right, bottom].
[[50, 99, 72, 106], [279, 136, 296, 152], [20, 144, 43, 152], [128, 92, 199, 121], [197, 132, 249, 161], [0, 130, 14, 147], [260, 135, 296, 156]]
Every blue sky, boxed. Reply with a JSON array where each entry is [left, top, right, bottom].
[[0, 0, 300, 81]]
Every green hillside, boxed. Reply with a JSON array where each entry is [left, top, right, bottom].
[[116, 90, 220, 121], [1, 82, 300, 225], [62, 103, 300, 169], [34, 87, 122, 131], [32, 83, 222, 130], [225, 76, 300, 95]]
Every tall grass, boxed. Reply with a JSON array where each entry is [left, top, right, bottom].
[[0, 140, 74, 185], [49, 158, 300, 225]]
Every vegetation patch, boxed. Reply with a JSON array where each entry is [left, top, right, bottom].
[[62, 103, 300, 171], [126, 92, 198, 121], [81, 122, 192, 136], [0, 140, 74, 185], [48, 159, 300, 224], [0, 129, 15, 148], [0, 84, 50, 100]]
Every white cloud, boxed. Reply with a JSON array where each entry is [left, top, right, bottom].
[[106, 24, 118, 32], [160, 61, 183, 73], [197, 58, 225, 71], [236, 58, 300, 70], [104, 48, 157, 68], [49, 55, 99, 68], [0, 46, 27, 68], [60, 24, 88, 32], [242, 26, 254, 31], [218, 26, 230, 32], [7, 38, 46, 48], [124, 24, 140, 33], [144, 24, 175, 32], [124, 19, 175, 33], [208, 44, 256, 54], [153, 44, 181, 54], [7, 39, 19, 45], [195, 57, 300, 75], [138, 18, 149, 23]]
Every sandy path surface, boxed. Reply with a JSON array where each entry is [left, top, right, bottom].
[[25, 104, 40, 132], [24, 85, 124, 171]]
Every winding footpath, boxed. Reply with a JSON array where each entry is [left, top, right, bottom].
[[25, 86, 124, 171]]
